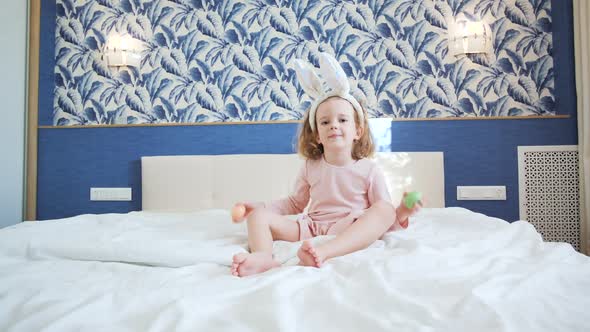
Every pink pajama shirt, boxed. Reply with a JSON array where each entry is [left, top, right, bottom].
[[266, 157, 406, 240]]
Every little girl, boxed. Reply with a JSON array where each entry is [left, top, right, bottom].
[[230, 53, 420, 277]]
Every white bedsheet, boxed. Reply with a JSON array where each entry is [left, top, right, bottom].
[[0, 208, 589, 332]]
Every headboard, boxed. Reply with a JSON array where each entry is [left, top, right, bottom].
[[141, 152, 445, 211]]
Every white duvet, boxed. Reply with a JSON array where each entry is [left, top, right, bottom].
[[0, 208, 589, 332]]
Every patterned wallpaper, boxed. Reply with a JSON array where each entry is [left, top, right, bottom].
[[54, 0, 554, 125]]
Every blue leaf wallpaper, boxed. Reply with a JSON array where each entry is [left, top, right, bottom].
[[54, 0, 554, 126]]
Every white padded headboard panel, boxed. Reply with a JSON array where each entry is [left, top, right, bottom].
[[141, 152, 445, 211]]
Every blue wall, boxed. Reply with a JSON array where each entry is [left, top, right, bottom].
[[36, 0, 577, 221]]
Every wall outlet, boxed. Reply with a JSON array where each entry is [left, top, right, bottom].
[[90, 187, 132, 201], [457, 186, 506, 200]]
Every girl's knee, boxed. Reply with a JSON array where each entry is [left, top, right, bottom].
[[371, 200, 395, 214], [246, 207, 271, 224], [371, 200, 396, 226]]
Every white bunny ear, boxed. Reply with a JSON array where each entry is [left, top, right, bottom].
[[293, 59, 323, 99], [318, 52, 350, 94]]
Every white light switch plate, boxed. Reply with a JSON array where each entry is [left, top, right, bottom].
[[90, 187, 132, 201], [457, 186, 506, 200]]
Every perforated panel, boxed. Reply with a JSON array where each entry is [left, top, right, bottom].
[[518, 146, 580, 251]]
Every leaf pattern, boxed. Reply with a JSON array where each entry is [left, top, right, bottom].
[[54, 0, 555, 125]]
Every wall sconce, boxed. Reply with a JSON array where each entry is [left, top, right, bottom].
[[103, 34, 142, 67], [449, 20, 492, 56]]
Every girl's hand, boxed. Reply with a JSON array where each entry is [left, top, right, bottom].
[[396, 192, 423, 228], [231, 202, 264, 223]]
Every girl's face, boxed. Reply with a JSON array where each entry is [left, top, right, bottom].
[[315, 98, 362, 154]]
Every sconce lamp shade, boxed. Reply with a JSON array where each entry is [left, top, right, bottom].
[[448, 20, 492, 56], [104, 34, 142, 67]]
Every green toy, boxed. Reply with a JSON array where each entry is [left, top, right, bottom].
[[403, 191, 422, 209]]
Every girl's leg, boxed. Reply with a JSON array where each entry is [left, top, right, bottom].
[[297, 200, 395, 267], [231, 208, 300, 277]]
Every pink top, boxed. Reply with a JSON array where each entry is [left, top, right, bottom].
[[266, 157, 395, 225]]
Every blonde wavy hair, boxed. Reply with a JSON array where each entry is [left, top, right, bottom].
[[297, 96, 375, 160]]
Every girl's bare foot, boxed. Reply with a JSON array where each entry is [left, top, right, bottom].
[[230, 252, 280, 277], [297, 241, 325, 267]]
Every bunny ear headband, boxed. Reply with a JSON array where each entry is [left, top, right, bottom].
[[293, 52, 364, 132]]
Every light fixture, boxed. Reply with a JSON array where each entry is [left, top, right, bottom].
[[103, 34, 142, 67], [448, 19, 492, 56]]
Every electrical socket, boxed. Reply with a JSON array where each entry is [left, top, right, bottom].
[[457, 186, 506, 200], [90, 187, 132, 201]]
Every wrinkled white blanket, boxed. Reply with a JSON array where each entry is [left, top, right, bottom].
[[0, 208, 589, 332]]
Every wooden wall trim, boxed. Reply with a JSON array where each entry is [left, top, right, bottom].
[[26, 0, 40, 221]]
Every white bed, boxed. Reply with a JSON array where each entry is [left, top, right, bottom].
[[1, 153, 589, 332]]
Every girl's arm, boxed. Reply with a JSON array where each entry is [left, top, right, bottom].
[[265, 162, 311, 215]]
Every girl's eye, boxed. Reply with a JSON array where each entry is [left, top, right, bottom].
[[321, 121, 328, 125], [339, 119, 347, 123]]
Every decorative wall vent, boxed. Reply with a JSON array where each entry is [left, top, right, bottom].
[[518, 145, 580, 251]]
